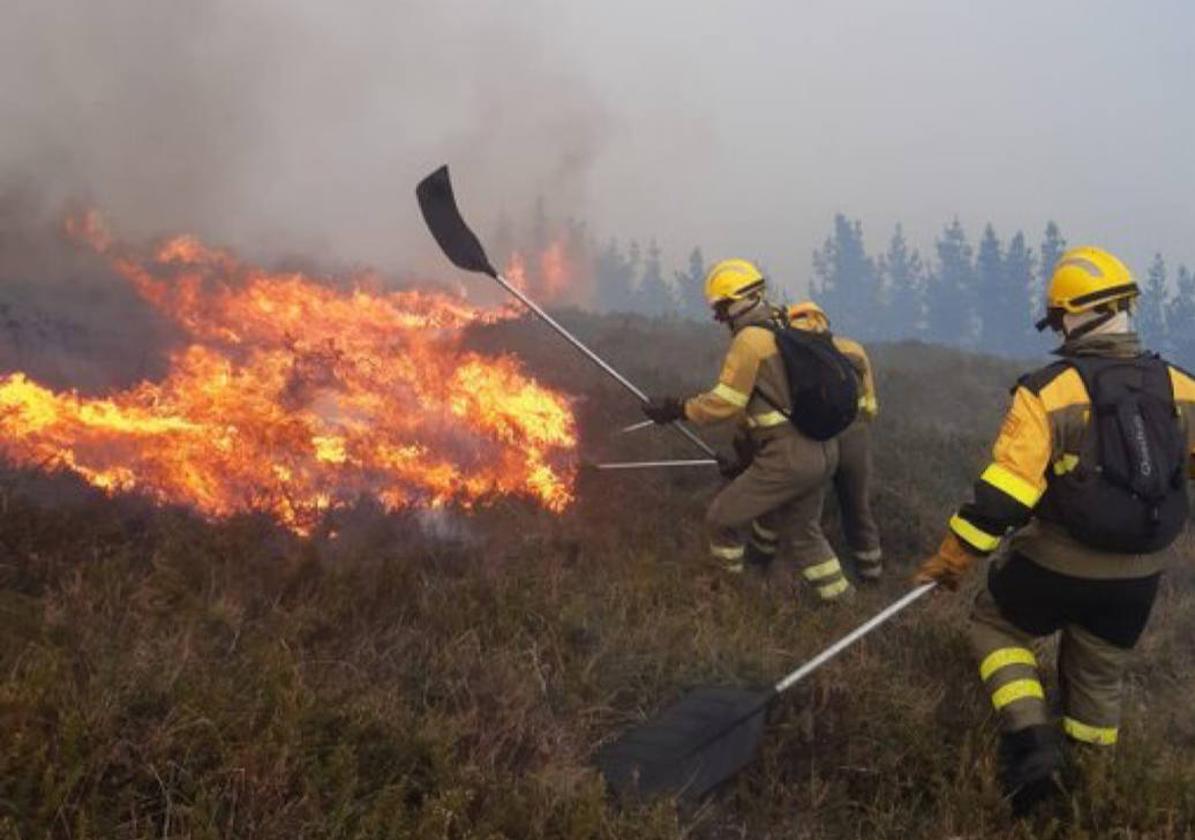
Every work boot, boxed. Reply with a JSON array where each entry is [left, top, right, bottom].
[[744, 541, 776, 573], [854, 548, 883, 583], [998, 724, 1065, 818]]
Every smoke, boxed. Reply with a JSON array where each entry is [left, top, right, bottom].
[[0, 0, 611, 274]]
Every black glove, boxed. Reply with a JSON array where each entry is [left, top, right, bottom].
[[642, 396, 685, 425], [717, 452, 749, 480]]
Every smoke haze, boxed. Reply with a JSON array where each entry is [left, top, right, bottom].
[[0, 0, 609, 276], [2, 0, 1193, 292]]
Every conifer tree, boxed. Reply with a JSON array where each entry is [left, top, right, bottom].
[[879, 223, 925, 340], [627, 239, 642, 284], [926, 218, 976, 346], [673, 246, 707, 320], [595, 239, 634, 312], [974, 224, 1006, 354], [636, 240, 675, 317], [1003, 232, 1040, 351], [812, 214, 878, 339], [1168, 265, 1195, 368], [1138, 253, 1168, 348], [564, 218, 593, 307], [1040, 221, 1066, 282]]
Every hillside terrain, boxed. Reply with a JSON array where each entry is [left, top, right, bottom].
[[2, 311, 1194, 838]]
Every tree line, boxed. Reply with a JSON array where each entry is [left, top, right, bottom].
[[808, 216, 1195, 367], [496, 206, 1195, 368]]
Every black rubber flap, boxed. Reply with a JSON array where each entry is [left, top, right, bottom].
[[594, 686, 772, 803], [415, 165, 497, 277]]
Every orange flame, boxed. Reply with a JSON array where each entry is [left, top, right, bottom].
[[0, 217, 578, 532], [503, 239, 578, 303], [539, 241, 568, 300]]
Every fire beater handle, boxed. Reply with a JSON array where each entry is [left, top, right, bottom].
[[772, 582, 937, 694], [489, 272, 717, 458], [619, 419, 656, 435], [415, 164, 717, 460], [593, 459, 719, 470]]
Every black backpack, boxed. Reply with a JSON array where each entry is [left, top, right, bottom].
[[1044, 354, 1189, 554], [755, 325, 859, 441]]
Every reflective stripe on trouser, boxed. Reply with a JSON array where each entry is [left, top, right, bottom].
[[854, 547, 883, 580], [709, 542, 745, 573], [973, 554, 1149, 742], [706, 430, 838, 581], [970, 587, 1049, 732], [834, 422, 881, 561], [1059, 623, 1131, 746], [745, 519, 778, 569], [802, 556, 851, 601]]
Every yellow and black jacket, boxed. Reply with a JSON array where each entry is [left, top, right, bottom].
[[950, 333, 1195, 579], [683, 306, 794, 435], [831, 335, 878, 422]]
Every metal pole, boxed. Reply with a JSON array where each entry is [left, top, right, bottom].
[[594, 459, 719, 471], [492, 273, 717, 458], [619, 419, 656, 435], [772, 583, 936, 694]]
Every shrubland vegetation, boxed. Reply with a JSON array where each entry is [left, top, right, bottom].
[[2, 312, 1194, 838]]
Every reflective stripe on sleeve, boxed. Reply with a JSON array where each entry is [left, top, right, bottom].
[[991, 679, 1045, 711], [1063, 717, 1118, 746], [980, 464, 1043, 509], [979, 647, 1037, 682], [747, 411, 788, 428], [949, 514, 1002, 553], [712, 382, 750, 407]]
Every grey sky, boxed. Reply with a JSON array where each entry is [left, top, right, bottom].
[[3, 0, 1192, 298]]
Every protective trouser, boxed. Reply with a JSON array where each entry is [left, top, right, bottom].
[[834, 421, 882, 579], [969, 552, 1160, 746], [706, 432, 850, 601]]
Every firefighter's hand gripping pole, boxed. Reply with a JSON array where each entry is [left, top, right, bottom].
[[416, 165, 717, 459]]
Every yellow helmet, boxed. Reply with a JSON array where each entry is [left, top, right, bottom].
[[703, 258, 766, 307], [1038, 246, 1138, 330], [788, 300, 830, 331]]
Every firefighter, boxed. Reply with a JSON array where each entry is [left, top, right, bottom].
[[789, 301, 883, 582], [914, 246, 1195, 815], [641, 259, 851, 603]]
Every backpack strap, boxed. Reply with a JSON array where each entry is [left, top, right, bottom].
[[1015, 360, 1071, 396], [747, 321, 791, 419]]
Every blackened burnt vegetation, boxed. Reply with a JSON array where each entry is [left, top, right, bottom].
[[0, 191, 174, 393], [2, 311, 1195, 838]]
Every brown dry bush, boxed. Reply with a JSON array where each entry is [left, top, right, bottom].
[[2, 313, 1194, 838]]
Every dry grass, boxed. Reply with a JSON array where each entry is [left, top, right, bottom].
[[2, 313, 1194, 838]]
